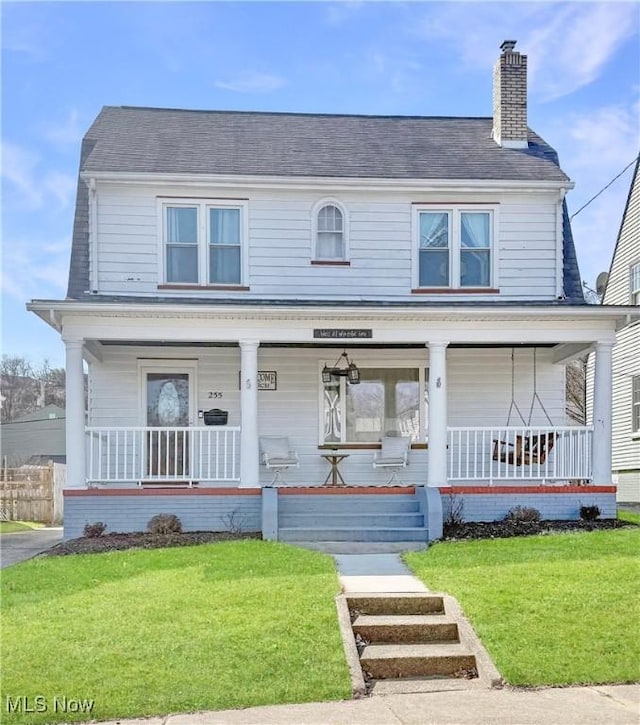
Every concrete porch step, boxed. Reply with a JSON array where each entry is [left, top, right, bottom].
[[291, 541, 427, 554], [346, 594, 445, 615], [360, 643, 477, 680], [279, 513, 425, 528], [353, 614, 459, 643], [279, 496, 420, 514], [278, 526, 428, 542]]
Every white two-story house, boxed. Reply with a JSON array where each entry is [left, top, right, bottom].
[[29, 41, 638, 543]]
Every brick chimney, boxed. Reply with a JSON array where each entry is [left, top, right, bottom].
[[492, 40, 528, 149]]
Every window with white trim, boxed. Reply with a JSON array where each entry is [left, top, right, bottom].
[[162, 200, 246, 285], [633, 376, 640, 433], [314, 202, 347, 260], [321, 366, 428, 444], [631, 263, 640, 305], [414, 207, 495, 289]]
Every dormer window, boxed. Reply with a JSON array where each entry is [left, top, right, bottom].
[[314, 201, 348, 262]]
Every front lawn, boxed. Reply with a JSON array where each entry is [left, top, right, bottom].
[[1, 541, 351, 724], [405, 527, 640, 686]]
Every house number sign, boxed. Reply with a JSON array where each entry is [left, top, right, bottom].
[[237, 371, 277, 391], [313, 329, 373, 339]]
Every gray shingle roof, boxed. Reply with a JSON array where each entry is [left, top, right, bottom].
[[82, 106, 569, 181], [67, 105, 583, 303]]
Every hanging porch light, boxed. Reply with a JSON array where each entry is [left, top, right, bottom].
[[322, 350, 361, 385]]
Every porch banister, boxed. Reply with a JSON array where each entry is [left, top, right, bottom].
[[64, 337, 86, 488], [428, 341, 449, 487], [239, 340, 260, 487], [592, 341, 614, 485]]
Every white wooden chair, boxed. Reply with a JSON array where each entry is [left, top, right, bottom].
[[259, 436, 299, 485], [372, 435, 411, 484]]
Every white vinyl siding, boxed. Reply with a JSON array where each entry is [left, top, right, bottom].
[[89, 346, 565, 487], [94, 184, 560, 300]]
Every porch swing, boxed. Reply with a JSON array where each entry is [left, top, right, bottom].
[[492, 349, 558, 466]]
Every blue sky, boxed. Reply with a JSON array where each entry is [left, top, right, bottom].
[[2, 1, 639, 368]]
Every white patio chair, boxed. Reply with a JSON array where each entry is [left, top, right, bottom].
[[259, 436, 299, 485], [372, 435, 411, 485]]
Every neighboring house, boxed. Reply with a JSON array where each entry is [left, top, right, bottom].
[[0, 405, 66, 466], [593, 158, 640, 502], [29, 41, 638, 541]]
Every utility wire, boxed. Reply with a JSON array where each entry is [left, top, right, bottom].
[[570, 154, 639, 220]]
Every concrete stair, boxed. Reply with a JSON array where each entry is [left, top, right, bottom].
[[278, 493, 428, 547], [346, 593, 480, 690]]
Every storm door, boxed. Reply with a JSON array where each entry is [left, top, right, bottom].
[[143, 367, 195, 478]]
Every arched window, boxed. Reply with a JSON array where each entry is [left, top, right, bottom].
[[315, 203, 345, 260]]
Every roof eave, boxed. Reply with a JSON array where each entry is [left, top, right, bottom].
[[79, 170, 574, 192]]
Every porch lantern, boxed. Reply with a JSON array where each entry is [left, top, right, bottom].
[[322, 350, 361, 385]]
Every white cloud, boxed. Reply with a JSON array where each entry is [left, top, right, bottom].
[[414, 2, 637, 101], [548, 103, 640, 287], [1, 141, 76, 211], [41, 108, 84, 149], [214, 72, 286, 94], [1, 234, 70, 302]]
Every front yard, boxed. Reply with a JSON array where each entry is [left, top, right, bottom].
[[1, 540, 351, 724], [405, 520, 640, 686]]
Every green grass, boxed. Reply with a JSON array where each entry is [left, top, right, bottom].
[[1, 541, 351, 724], [0, 521, 44, 534], [405, 528, 640, 687], [618, 509, 640, 525]]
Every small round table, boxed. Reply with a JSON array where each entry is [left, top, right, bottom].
[[321, 452, 349, 486]]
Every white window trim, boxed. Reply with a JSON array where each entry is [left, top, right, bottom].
[[632, 375, 640, 435], [137, 360, 199, 427], [311, 197, 349, 262], [157, 198, 248, 286], [317, 361, 427, 445], [411, 205, 499, 290], [630, 261, 640, 305]]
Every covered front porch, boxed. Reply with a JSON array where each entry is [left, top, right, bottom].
[[27, 299, 628, 536]]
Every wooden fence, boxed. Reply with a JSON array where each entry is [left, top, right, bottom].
[[0, 464, 65, 524]]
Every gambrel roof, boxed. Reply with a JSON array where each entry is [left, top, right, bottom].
[[67, 106, 583, 302], [82, 107, 569, 181]]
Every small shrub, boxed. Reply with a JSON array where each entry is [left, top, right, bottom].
[[83, 521, 106, 538], [444, 492, 465, 527], [503, 506, 541, 524], [580, 505, 601, 521], [147, 513, 182, 534], [221, 510, 246, 534]]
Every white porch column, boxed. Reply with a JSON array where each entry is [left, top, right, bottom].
[[64, 337, 86, 488], [239, 340, 260, 487], [592, 341, 614, 485], [428, 341, 449, 488]]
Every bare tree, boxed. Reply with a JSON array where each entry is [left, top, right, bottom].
[[1, 356, 66, 422], [566, 357, 588, 425]]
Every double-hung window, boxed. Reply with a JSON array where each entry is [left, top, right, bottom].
[[633, 376, 640, 434], [162, 200, 246, 286], [414, 206, 495, 289], [631, 263, 640, 305]]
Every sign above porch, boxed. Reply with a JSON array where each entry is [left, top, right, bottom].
[[313, 329, 373, 339]]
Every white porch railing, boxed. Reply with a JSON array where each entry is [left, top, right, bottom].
[[86, 427, 241, 483], [447, 426, 593, 483]]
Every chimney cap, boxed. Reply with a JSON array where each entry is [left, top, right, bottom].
[[500, 40, 517, 53]]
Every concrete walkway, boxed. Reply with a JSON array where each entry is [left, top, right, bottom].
[[0, 527, 63, 568], [93, 684, 639, 724], [334, 553, 428, 593]]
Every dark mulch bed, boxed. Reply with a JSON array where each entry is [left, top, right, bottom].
[[44, 531, 261, 556], [443, 519, 634, 541]]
